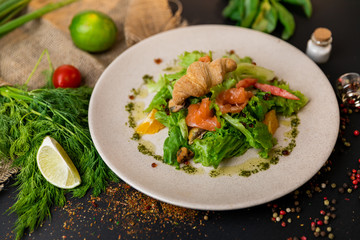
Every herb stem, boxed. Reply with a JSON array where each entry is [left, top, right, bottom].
[[0, 0, 78, 37], [30, 108, 83, 143], [0, 0, 28, 25], [0, 0, 29, 19], [3, 86, 91, 146], [25, 49, 53, 86]]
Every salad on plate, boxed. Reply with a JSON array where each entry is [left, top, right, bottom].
[[128, 51, 308, 170]]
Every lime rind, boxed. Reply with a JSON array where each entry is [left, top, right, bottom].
[[69, 10, 117, 52]]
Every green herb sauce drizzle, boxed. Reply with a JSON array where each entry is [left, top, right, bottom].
[[126, 74, 301, 178], [126, 75, 163, 162], [181, 165, 198, 174]]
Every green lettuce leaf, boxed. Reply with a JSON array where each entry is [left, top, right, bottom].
[[227, 62, 275, 81], [271, 80, 308, 116], [144, 85, 172, 112], [156, 110, 189, 168], [178, 51, 211, 68], [191, 123, 250, 168], [223, 112, 274, 158], [246, 92, 275, 121], [223, 53, 253, 64], [146, 74, 168, 93]]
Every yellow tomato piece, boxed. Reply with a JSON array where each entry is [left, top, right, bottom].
[[263, 110, 279, 135], [136, 109, 165, 134]]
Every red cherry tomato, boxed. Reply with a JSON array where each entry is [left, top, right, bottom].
[[52, 65, 81, 88]]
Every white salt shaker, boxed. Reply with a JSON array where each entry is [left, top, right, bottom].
[[306, 27, 332, 64]]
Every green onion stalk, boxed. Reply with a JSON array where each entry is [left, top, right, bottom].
[[0, 0, 78, 37]]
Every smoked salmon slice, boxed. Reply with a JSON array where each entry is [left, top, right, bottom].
[[186, 98, 221, 131], [215, 87, 253, 114]]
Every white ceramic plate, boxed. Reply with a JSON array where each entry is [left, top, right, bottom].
[[89, 25, 339, 210]]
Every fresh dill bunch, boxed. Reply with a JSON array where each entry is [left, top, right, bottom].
[[0, 51, 119, 239]]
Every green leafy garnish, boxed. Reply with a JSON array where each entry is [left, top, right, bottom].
[[223, 0, 313, 40], [0, 50, 118, 239], [191, 122, 250, 168]]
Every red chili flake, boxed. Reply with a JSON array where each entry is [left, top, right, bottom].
[[311, 221, 316, 227], [151, 163, 157, 168], [281, 221, 286, 227], [323, 197, 328, 200], [354, 185, 358, 190], [300, 236, 307, 240], [353, 169, 357, 173], [353, 180, 358, 185], [129, 95, 135, 100], [280, 210, 286, 215], [354, 130, 360, 136], [154, 58, 162, 64], [271, 217, 276, 222], [320, 210, 325, 215]]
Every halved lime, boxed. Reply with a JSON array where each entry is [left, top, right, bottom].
[[69, 10, 117, 52]]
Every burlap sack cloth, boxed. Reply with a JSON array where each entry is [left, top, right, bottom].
[[0, 0, 186, 190]]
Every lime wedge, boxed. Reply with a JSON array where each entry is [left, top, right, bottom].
[[37, 136, 81, 189]]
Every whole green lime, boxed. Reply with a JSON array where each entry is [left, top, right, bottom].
[[69, 10, 117, 52]]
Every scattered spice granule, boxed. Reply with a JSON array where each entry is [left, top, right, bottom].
[[59, 182, 206, 239], [154, 58, 162, 64]]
